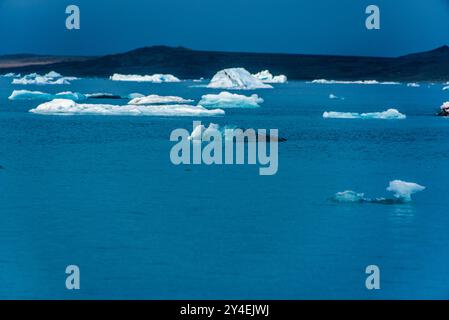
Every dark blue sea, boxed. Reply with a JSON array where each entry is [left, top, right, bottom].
[[1, 77, 449, 299]]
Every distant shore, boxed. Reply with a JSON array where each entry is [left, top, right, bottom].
[[1, 45, 449, 82]]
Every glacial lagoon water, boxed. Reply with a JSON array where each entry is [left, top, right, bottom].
[[1, 77, 449, 299]]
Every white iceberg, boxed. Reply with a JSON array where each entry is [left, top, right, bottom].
[[328, 93, 344, 100], [443, 86, 449, 91], [128, 94, 193, 105], [252, 70, 287, 83], [438, 102, 449, 116], [29, 99, 224, 117], [323, 108, 406, 120], [333, 180, 425, 204], [8, 90, 86, 101], [311, 79, 400, 85], [110, 73, 180, 83], [127, 93, 145, 99], [12, 71, 77, 85], [407, 83, 420, 87], [207, 68, 273, 90], [386, 180, 426, 202], [199, 91, 263, 109], [2, 72, 20, 78], [333, 191, 365, 203]]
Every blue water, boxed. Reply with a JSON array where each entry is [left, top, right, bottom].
[[1, 77, 449, 299]]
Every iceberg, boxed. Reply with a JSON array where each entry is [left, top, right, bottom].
[[128, 94, 193, 105], [333, 180, 425, 204], [333, 191, 365, 203], [110, 73, 180, 83], [29, 99, 224, 117], [8, 90, 86, 101], [207, 68, 273, 90], [12, 71, 77, 85], [443, 86, 449, 91], [437, 102, 449, 116], [2, 72, 20, 78], [310, 79, 400, 85], [199, 91, 263, 109], [386, 180, 426, 202], [252, 70, 287, 83], [407, 83, 420, 87], [323, 108, 406, 120], [328, 93, 344, 100]]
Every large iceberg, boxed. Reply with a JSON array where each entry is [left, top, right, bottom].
[[29, 99, 224, 117], [8, 90, 86, 101], [12, 71, 77, 85], [128, 94, 193, 105], [323, 108, 406, 120], [110, 73, 180, 83], [252, 70, 287, 83], [311, 79, 400, 85], [199, 91, 263, 109], [207, 68, 273, 90]]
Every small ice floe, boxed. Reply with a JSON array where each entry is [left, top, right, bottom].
[[329, 93, 344, 100], [332, 180, 425, 204], [29, 99, 224, 117], [128, 94, 193, 105], [12, 71, 77, 85], [323, 108, 406, 120], [199, 91, 263, 109], [443, 86, 449, 91], [252, 70, 287, 83], [407, 82, 420, 87], [310, 79, 400, 85], [127, 93, 145, 99], [1, 72, 20, 78], [8, 90, 86, 101], [109, 73, 180, 83], [189, 123, 286, 142], [207, 68, 273, 90], [437, 102, 449, 116]]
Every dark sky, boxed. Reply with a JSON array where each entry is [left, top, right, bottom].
[[0, 0, 448, 56]]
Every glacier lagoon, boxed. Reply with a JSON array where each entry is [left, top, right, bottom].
[[1, 76, 449, 299]]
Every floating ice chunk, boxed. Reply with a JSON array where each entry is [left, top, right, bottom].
[[12, 71, 76, 85], [386, 180, 426, 202], [207, 68, 273, 90], [437, 102, 449, 116], [443, 86, 449, 91], [323, 109, 406, 119], [407, 83, 420, 87], [329, 93, 344, 100], [8, 90, 86, 101], [199, 91, 263, 108], [2, 72, 20, 78], [311, 79, 400, 85], [252, 70, 287, 83], [127, 93, 145, 99], [110, 73, 180, 82], [333, 180, 425, 204], [333, 191, 365, 203], [29, 99, 224, 117], [128, 94, 193, 105]]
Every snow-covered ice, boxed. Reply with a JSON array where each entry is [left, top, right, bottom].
[[128, 94, 193, 105], [207, 68, 273, 90], [110, 73, 180, 83], [199, 91, 263, 108], [29, 99, 224, 117], [252, 70, 287, 83], [323, 108, 406, 119]]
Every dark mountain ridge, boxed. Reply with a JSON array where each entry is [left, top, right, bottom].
[[1, 45, 449, 81]]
